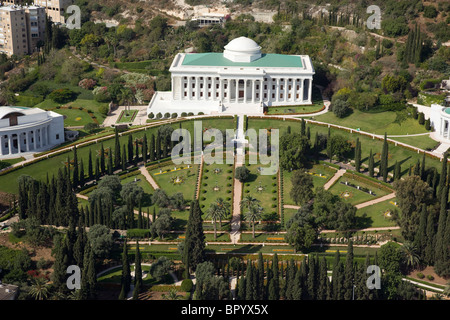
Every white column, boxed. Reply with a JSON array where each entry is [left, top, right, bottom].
[[252, 80, 256, 103], [243, 79, 247, 103], [0, 135, 3, 156], [220, 79, 224, 102], [284, 79, 288, 102], [187, 77, 191, 100], [25, 131, 30, 152], [227, 80, 231, 102], [293, 79, 298, 102], [302, 79, 306, 101], [40, 128, 44, 148], [171, 77, 175, 99], [212, 77, 216, 101], [234, 79, 238, 103], [276, 78, 280, 102], [308, 78, 313, 103], [8, 134, 13, 155], [34, 130, 38, 149], [196, 77, 200, 100], [259, 80, 263, 103]]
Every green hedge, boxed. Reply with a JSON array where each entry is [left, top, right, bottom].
[[127, 229, 150, 238]]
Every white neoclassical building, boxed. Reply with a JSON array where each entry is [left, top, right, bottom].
[[148, 36, 315, 116], [0, 106, 65, 159]]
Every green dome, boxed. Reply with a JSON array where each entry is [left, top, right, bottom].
[[445, 108, 450, 114]]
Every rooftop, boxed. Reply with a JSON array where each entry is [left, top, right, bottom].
[[181, 52, 304, 68]]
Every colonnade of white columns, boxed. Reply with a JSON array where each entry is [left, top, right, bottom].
[[176, 75, 313, 104], [0, 124, 51, 156]]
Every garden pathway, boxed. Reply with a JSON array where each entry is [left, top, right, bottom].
[[323, 169, 347, 190], [355, 192, 396, 209], [284, 204, 300, 210], [138, 164, 160, 190], [230, 115, 246, 244]]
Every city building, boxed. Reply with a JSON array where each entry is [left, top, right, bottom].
[[147, 36, 315, 116], [191, 14, 225, 27], [0, 106, 65, 159], [0, 4, 45, 56], [3, 0, 74, 23]]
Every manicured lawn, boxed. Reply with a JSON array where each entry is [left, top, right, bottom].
[[0, 118, 233, 194], [282, 164, 336, 205], [247, 118, 443, 176], [97, 265, 157, 285], [356, 198, 399, 229], [327, 175, 390, 206], [15, 94, 44, 107], [267, 86, 323, 115], [392, 135, 440, 151], [314, 109, 429, 135], [0, 157, 25, 169], [242, 162, 279, 219], [199, 162, 234, 216], [239, 232, 287, 243], [51, 108, 94, 127], [283, 208, 298, 224], [149, 163, 200, 201], [117, 110, 138, 123]]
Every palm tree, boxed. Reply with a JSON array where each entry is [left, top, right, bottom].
[[29, 278, 49, 300], [240, 195, 260, 213], [245, 204, 264, 239], [162, 288, 182, 300], [400, 241, 420, 270], [206, 203, 224, 240], [214, 197, 230, 228]]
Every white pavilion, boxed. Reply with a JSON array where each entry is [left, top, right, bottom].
[[147, 36, 315, 116], [0, 106, 65, 159]]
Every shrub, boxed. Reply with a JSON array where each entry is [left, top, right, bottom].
[[171, 113, 177, 118], [235, 166, 250, 182], [164, 112, 170, 118], [417, 272, 425, 279], [148, 112, 154, 119], [181, 279, 193, 292], [99, 104, 109, 116], [156, 112, 162, 119], [181, 112, 187, 117], [202, 183, 207, 187], [245, 190, 250, 193], [188, 112, 194, 116], [48, 88, 77, 104], [198, 112, 204, 115], [272, 189, 277, 193], [426, 275, 434, 281]]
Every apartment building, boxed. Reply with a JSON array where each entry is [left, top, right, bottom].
[[3, 0, 74, 23], [0, 5, 45, 56]]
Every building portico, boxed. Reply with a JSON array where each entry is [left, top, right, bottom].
[[148, 36, 315, 116], [0, 106, 64, 159]]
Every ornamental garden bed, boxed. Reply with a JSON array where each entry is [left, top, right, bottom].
[[117, 109, 138, 123], [242, 162, 279, 220], [199, 161, 234, 215]]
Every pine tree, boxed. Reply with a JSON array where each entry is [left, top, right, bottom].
[[368, 149, 374, 177]]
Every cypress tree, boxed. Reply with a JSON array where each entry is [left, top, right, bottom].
[[414, 159, 421, 176], [72, 146, 79, 188], [133, 240, 142, 300], [183, 200, 206, 272], [95, 158, 100, 180], [51, 234, 69, 292], [238, 277, 246, 300], [114, 128, 121, 169], [127, 134, 133, 164], [245, 262, 253, 300], [134, 139, 139, 164], [149, 134, 155, 162], [79, 159, 85, 188], [434, 187, 448, 265], [343, 240, 354, 300], [86, 244, 97, 298], [425, 210, 436, 265], [107, 149, 113, 175], [368, 149, 374, 177], [326, 127, 332, 160], [380, 133, 388, 182], [100, 143, 106, 174], [257, 252, 265, 300], [143, 134, 148, 163], [394, 161, 401, 180], [354, 138, 361, 172], [300, 118, 306, 136], [271, 254, 280, 300], [306, 126, 311, 140], [122, 144, 127, 171], [421, 152, 426, 180], [331, 250, 340, 299], [137, 202, 143, 229], [307, 256, 316, 300], [437, 152, 448, 199], [88, 150, 93, 180], [415, 204, 428, 256], [156, 132, 161, 160], [317, 257, 329, 300]]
